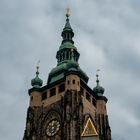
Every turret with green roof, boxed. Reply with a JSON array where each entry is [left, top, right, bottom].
[[31, 65, 43, 88], [93, 74, 105, 96]]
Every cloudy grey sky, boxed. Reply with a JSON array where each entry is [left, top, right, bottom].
[[0, 0, 140, 139]]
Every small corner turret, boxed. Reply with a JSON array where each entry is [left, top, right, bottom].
[[31, 62, 43, 89], [93, 73, 105, 95], [93, 70, 107, 103], [29, 62, 43, 107]]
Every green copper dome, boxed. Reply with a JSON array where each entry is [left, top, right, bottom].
[[93, 74, 105, 96], [31, 66, 43, 88], [59, 42, 77, 50]]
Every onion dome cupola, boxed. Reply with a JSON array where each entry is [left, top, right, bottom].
[[93, 74, 105, 96], [47, 9, 89, 84], [31, 65, 43, 88]]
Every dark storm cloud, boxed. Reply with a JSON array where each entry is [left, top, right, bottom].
[[0, 0, 140, 140]]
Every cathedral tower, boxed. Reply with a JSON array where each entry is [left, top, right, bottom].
[[23, 11, 111, 140]]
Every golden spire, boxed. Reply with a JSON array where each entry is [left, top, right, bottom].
[[66, 7, 70, 17]]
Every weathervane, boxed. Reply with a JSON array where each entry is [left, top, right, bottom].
[[96, 69, 100, 74], [36, 60, 40, 71], [96, 69, 100, 79], [66, 7, 70, 17]]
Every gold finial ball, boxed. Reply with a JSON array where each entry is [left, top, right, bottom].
[[66, 8, 70, 17]]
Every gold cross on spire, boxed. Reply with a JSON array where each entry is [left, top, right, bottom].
[[66, 7, 70, 17], [96, 69, 100, 79], [36, 60, 40, 70]]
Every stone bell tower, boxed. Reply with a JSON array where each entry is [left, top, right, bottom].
[[23, 10, 111, 140]]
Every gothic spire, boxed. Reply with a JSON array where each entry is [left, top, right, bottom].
[[56, 9, 79, 65], [61, 8, 74, 44], [47, 10, 89, 84]]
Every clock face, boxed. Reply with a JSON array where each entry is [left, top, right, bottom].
[[46, 120, 60, 137]]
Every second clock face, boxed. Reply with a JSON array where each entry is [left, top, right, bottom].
[[46, 120, 60, 137]]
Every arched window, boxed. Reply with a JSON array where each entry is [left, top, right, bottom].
[[59, 84, 65, 93], [50, 88, 56, 97], [73, 80, 75, 84], [42, 92, 47, 100]]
